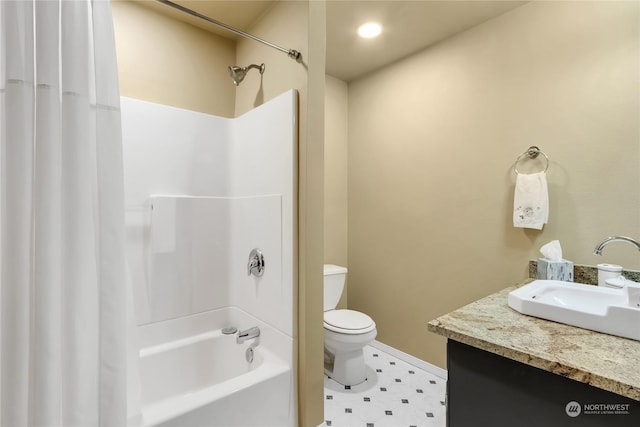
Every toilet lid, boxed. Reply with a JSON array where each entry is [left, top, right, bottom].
[[324, 309, 374, 331]]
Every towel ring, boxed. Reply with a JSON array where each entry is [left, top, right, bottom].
[[514, 146, 549, 175]]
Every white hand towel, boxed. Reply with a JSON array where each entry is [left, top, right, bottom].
[[513, 171, 548, 230]]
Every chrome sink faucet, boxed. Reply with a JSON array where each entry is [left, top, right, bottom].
[[593, 236, 640, 256], [237, 326, 260, 344]]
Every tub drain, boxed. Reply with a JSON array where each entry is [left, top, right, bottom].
[[246, 347, 254, 363], [222, 327, 238, 335]]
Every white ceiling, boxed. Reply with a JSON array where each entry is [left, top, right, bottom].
[[326, 1, 527, 81], [147, 0, 528, 82]]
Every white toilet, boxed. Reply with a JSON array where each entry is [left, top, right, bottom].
[[323, 264, 377, 386]]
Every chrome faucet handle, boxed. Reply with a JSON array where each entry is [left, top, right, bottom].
[[247, 248, 265, 277]]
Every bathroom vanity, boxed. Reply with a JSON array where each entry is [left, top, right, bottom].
[[429, 281, 640, 427]]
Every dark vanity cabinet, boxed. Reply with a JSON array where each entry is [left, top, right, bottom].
[[446, 340, 640, 427]]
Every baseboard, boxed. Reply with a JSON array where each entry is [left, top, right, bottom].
[[370, 340, 448, 380]]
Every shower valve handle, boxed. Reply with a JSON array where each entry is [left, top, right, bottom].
[[247, 248, 265, 277]]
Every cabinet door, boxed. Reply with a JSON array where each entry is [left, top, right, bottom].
[[446, 340, 640, 427]]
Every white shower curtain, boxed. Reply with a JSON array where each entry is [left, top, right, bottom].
[[0, 1, 127, 426]]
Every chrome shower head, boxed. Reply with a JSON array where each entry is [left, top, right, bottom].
[[228, 66, 246, 85], [228, 63, 265, 86]]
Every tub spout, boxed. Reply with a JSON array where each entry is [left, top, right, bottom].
[[237, 326, 260, 344]]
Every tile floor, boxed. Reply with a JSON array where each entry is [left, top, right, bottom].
[[323, 345, 447, 427]]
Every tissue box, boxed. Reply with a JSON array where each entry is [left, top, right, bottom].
[[537, 258, 574, 281]]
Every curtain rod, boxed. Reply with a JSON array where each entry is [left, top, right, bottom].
[[155, 0, 302, 61]]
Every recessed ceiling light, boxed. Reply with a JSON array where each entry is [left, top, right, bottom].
[[357, 22, 382, 39]]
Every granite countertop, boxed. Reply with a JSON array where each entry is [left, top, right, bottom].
[[428, 281, 640, 401]]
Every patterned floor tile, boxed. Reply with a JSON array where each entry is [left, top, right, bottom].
[[324, 345, 446, 427]]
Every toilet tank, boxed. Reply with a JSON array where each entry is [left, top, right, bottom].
[[323, 264, 347, 311]]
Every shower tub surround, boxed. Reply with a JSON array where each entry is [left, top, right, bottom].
[[121, 92, 297, 426]]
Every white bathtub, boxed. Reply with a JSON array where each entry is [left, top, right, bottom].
[[133, 307, 295, 427]]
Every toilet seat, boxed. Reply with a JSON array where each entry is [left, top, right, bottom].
[[324, 309, 376, 334]]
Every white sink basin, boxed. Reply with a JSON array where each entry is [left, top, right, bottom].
[[508, 280, 640, 341]]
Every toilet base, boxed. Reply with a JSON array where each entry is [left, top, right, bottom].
[[324, 346, 367, 386]]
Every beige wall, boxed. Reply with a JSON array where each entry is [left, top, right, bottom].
[[346, 1, 640, 369], [301, 2, 325, 420], [324, 75, 349, 308], [235, 2, 326, 425], [112, 0, 236, 117], [233, 2, 308, 116]]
